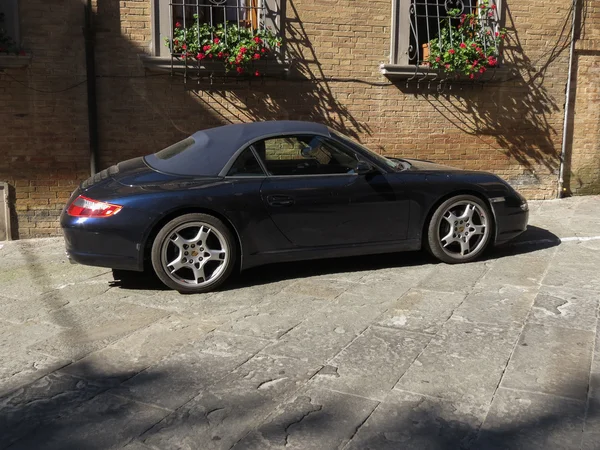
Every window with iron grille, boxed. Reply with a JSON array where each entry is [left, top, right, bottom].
[[0, 0, 20, 54], [384, 0, 504, 78], [151, 0, 285, 72]]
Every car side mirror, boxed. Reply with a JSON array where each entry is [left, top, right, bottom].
[[355, 161, 375, 175]]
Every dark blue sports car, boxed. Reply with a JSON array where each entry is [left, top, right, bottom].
[[61, 121, 529, 293]]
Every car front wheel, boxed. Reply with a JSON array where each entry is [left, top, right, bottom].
[[426, 194, 493, 264], [151, 213, 236, 293]]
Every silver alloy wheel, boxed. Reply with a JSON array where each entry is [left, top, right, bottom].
[[160, 221, 229, 288], [438, 200, 489, 258]]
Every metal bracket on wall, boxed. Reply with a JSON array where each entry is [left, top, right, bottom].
[[0, 182, 12, 241]]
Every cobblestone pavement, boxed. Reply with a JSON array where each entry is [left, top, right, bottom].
[[0, 196, 599, 450]]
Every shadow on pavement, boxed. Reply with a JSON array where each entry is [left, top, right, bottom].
[[109, 225, 560, 292]]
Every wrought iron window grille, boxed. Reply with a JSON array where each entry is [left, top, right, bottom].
[[384, 0, 504, 82], [156, 0, 285, 81]]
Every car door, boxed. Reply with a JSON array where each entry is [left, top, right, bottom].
[[255, 134, 409, 247]]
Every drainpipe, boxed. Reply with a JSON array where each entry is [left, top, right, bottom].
[[83, 0, 98, 176], [558, 0, 578, 198]]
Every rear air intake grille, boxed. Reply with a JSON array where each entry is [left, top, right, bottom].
[[80, 165, 119, 189]]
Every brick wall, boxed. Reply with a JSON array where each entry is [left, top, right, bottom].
[[0, 0, 90, 238], [568, 0, 600, 195], [0, 0, 598, 238]]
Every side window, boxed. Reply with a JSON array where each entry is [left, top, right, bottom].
[[227, 148, 265, 176], [253, 135, 359, 176]]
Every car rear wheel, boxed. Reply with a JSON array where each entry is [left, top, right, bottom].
[[426, 194, 492, 264], [151, 213, 236, 293]]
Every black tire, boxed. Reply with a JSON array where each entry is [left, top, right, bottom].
[[151, 213, 237, 293], [426, 194, 493, 264]]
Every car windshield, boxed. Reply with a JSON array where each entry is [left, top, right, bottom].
[[330, 130, 406, 171]]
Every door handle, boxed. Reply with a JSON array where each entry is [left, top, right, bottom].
[[267, 195, 295, 207]]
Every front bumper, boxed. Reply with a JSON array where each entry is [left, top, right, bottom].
[[492, 199, 529, 245]]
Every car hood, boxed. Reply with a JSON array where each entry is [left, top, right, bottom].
[[403, 158, 485, 174]]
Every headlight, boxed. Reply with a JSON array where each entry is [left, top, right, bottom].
[[516, 192, 528, 211]]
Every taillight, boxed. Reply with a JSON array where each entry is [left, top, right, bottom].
[[66, 195, 122, 218]]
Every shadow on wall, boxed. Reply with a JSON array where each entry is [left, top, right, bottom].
[[393, 2, 577, 188], [185, 0, 371, 140]]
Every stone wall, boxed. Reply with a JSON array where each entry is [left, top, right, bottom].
[[0, 0, 597, 238]]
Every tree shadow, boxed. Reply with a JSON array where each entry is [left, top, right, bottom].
[[184, 0, 371, 141], [238, 383, 595, 450], [392, 2, 577, 194]]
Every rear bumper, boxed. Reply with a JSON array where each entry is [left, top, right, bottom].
[[65, 246, 141, 271], [61, 207, 148, 272]]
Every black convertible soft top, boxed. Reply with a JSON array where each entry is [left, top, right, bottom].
[[144, 121, 331, 177]]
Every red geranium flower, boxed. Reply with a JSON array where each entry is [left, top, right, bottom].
[[491, 4, 497, 9], [203, 45, 211, 52], [261, 48, 267, 54], [460, 42, 467, 49], [253, 36, 262, 44], [445, 63, 451, 69], [213, 37, 220, 44], [254, 70, 261, 77], [182, 44, 187, 50], [480, 67, 486, 73], [435, 56, 441, 62], [236, 67, 244, 74], [253, 53, 260, 60], [448, 49, 456, 55], [218, 52, 224, 58], [196, 53, 204, 60], [240, 47, 247, 53], [175, 22, 181, 28], [469, 74, 474, 79]]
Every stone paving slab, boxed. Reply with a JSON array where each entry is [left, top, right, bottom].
[[8, 392, 170, 450], [500, 323, 595, 401], [232, 386, 379, 450], [528, 286, 599, 332], [452, 285, 538, 326], [140, 354, 322, 450], [0, 196, 599, 449], [395, 319, 522, 417], [476, 388, 586, 450], [111, 331, 271, 411], [346, 389, 482, 450], [376, 288, 466, 334], [309, 325, 432, 401]]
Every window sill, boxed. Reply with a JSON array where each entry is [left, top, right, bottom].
[[380, 63, 511, 82], [140, 55, 291, 76], [0, 53, 32, 69]]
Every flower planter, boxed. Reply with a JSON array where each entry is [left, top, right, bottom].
[[0, 53, 32, 69], [140, 55, 291, 77]]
